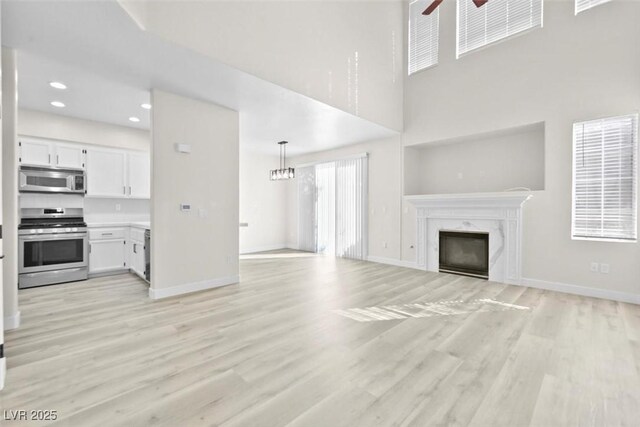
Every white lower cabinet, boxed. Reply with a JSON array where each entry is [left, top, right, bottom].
[[89, 239, 126, 274], [89, 226, 148, 279]]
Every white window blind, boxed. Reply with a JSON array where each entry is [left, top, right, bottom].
[[457, 0, 543, 57], [335, 157, 368, 259], [408, 0, 439, 75], [576, 0, 611, 15], [572, 114, 638, 242]]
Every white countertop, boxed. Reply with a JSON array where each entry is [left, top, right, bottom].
[[87, 221, 150, 229]]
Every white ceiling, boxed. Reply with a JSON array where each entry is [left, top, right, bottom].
[[2, 0, 397, 155]]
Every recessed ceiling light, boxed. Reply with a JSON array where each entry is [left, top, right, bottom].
[[129, 117, 140, 123], [50, 101, 65, 108], [140, 103, 152, 110], [49, 81, 67, 90]]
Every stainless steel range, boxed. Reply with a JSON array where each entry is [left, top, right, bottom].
[[18, 207, 88, 289]]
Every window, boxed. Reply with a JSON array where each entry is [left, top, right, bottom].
[[408, 0, 439, 75], [457, 0, 543, 57], [572, 114, 638, 242], [576, 0, 611, 14]]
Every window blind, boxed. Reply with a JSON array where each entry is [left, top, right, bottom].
[[335, 156, 368, 260], [457, 0, 543, 57], [575, 0, 611, 14], [408, 0, 439, 75], [572, 114, 638, 241]]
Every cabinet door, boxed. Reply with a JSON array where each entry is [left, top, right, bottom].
[[20, 138, 53, 166], [131, 240, 146, 278], [86, 148, 127, 197], [89, 240, 126, 274], [127, 152, 150, 199], [55, 143, 85, 170]]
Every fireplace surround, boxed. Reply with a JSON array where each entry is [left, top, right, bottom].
[[406, 192, 532, 285]]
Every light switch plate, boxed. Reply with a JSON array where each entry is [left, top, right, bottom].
[[180, 203, 191, 212]]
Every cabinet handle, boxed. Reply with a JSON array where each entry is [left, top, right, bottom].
[[129, 186, 132, 195], [56, 155, 59, 165], [48, 154, 51, 164], [123, 186, 126, 195], [101, 233, 113, 236], [133, 243, 137, 254]]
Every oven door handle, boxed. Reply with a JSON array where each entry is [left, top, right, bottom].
[[19, 233, 88, 241]]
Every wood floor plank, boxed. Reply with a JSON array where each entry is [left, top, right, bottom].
[[0, 250, 638, 426]]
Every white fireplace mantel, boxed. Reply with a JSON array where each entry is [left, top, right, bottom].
[[406, 192, 532, 285]]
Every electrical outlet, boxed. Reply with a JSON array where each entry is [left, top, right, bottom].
[[590, 262, 599, 273], [383, 242, 388, 249], [115, 203, 121, 212], [600, 263, 610, 274], [457, 172, 463, 180]]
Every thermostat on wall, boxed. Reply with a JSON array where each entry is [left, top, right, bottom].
[[180, 203, 192, 212]]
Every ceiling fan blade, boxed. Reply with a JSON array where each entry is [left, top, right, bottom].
[[472, 0, 489, 7], [422, 0, 443, 15]]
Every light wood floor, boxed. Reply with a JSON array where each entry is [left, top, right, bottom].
[[1, 251, 640, 426]]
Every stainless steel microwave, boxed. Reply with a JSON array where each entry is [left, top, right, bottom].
[[19, 166, 85, 194]]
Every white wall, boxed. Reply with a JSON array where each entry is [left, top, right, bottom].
[[18, 109, 149, 151], [150, 89, 239, 298], [2, 47, 19, 331], [240, 149, 287, 254], [287, 136, 403, 261], [405, 124, 545, 195], [403, 1, 640, 295], [119, 0, 404, 132]]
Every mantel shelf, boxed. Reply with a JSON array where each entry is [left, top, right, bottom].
[[405, 192, 533, 209]]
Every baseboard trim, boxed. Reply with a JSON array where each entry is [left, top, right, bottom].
[[0, 357, 6, 390], [149, 275, 239, 300], [367, 255, 422, 270], [4, 311, 21, 331], [240, 244, 288, 255], [521, 277, 640, 305]]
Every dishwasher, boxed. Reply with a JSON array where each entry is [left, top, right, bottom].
[[144, 229, 151, 283]]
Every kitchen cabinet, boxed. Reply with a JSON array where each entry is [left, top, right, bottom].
[[54, 143, 85, 169], [129, 227, 147, 279], [89, 239, 126, 274], [86, 148, 128, 197], [19, 137, 54, 167], [127, 152, 151, 199], [20, 137, 86, 169]]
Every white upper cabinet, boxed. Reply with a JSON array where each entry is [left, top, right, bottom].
[[19, 135, 150, 199], [20, 137, 86, 169], [19, 137, 54, 167], [54, 143, 85, 169], [86, 148, 128, 197], [127, 152, 151, 199]]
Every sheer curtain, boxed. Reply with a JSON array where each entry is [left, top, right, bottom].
[[297, 166, 316, 252], [296, 155, 367, 259]]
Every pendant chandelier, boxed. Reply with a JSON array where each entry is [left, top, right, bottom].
[[270, 140, 295, 180], [423, 0, 487, 15]]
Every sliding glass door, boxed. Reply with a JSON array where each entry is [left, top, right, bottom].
[[297, 155, 367, 260]]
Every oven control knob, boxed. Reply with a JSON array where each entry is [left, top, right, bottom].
[[37, 229, 43, 233], [66, 228, 71, 232], [72, 228, 78, 232], [30, 230, 36, 234]]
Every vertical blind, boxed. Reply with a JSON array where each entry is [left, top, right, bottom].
[[408, 0, 439, 75], [457, 0, 543, 57], [297, 156, 368, 260], [575, 0, 611, 14], [335, 157, 368, 259], [572, 114, 638, 241]]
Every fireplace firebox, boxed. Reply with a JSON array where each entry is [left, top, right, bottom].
[[439, 231, 489, 279]]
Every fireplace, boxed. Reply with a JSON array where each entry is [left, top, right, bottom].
[[439, 231, 489, 279]]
